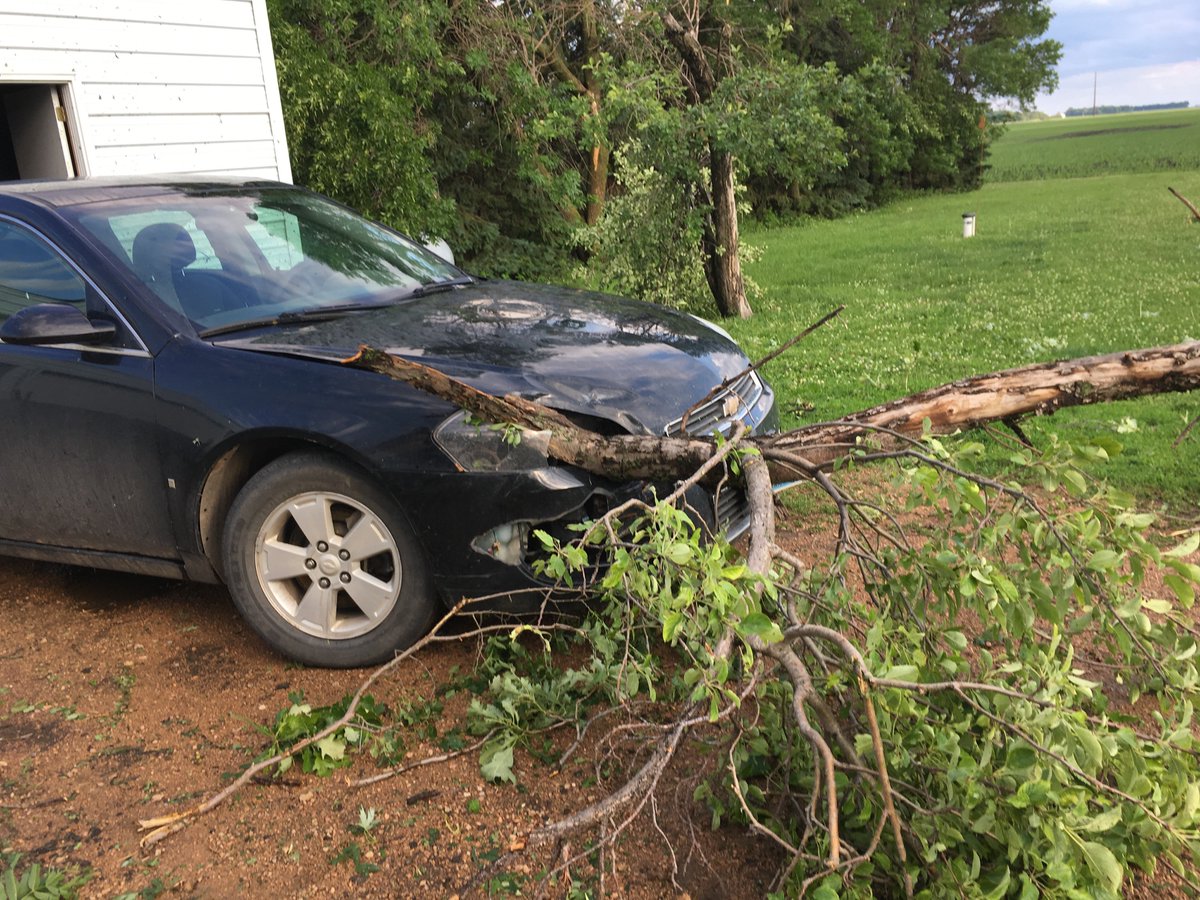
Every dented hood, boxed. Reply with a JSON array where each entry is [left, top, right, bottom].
[[211, 280, 750, 434]]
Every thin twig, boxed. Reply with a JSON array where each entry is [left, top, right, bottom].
[[137, 605, 579, 846], [348, 731, 496, 787], [680, 306, 843, 433]]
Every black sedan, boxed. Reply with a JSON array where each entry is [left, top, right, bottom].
[[0, 177, 777, 667]]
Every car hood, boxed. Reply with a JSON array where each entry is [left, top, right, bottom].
[[212, 281, 751, 435]]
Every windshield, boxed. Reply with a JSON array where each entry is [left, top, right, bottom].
[[64, 186, 464, 332]]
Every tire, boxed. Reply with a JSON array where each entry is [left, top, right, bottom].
[[221, 452, 437, 667]]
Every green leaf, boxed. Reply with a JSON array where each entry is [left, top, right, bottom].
[[481, 743, 516, 784], [1165, 574, 1196, 608], [1087, 550, 1121, 571], [1116, 511, 1155, 528], [1184, 782, 1200, 819], [662, 611, 684, 643], [1062, 468, 1087, 495], [623, 670, 640, 697], [1165, 533, 1200, 558], [666, 542, 693, 564], [943, 630, 968, 652], [1142, 597, 1173, 614], [1005, 745, 1037, 771], [882, 665, 920, 682], [1076, 728, 1104, 770], [316, 736, 346, 761], [739, 612, 781, 642], [1167, 560, 1200, 583], [1080, 840, 1123, 893], [1079, 805, 1123, 833]]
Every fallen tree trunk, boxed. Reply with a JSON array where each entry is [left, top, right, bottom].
[[148, 338, 1200, 895], [768, 340, 1200, 467], [346, 340, 1200, 479], [344, 346, 718, 481]]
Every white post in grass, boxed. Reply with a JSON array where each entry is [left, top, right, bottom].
[[962, 212, 977, 238]]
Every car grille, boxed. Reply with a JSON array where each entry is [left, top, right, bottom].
[[664, 370, 766, 438], [714, 484, 752, 540], [663, 371, 768, 540]]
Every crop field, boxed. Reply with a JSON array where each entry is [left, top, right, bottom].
[[986, 107, 1200, 182], [737, 111, 1200, 502]]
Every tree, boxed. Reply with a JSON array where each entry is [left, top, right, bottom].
[[268, 1, 1061, 313], [267, 0, 454, 238], [348, 339, 1200, 896], [143, 337, 1200, 896]]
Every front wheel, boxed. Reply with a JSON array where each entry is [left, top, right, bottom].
[[222, 452, 437, 667]]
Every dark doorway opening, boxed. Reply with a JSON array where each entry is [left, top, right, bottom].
[[0, 84, 78, 182]]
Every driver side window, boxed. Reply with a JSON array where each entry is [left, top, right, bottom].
[[0, 220, 86, 323]]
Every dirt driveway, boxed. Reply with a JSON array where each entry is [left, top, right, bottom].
[[0, 557, 767, 898]]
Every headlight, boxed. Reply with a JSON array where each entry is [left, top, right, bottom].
[[433, 410, 552, 472]]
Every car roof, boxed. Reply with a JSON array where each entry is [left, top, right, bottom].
[[0, 175, 287, 208]]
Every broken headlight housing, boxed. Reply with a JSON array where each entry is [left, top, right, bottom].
[[433, 410, 552, 472]]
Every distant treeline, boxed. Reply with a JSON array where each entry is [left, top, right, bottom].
[[1066, 102, 1190, 117]]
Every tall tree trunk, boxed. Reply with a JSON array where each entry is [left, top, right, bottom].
[[660, 7, 752, 319], [582, 0, 608, 227], [584, 91, 609, 227], [706, 150, 751, 318]]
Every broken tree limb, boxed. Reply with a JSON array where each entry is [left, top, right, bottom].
[[345, 340, 1200, 481], [1169, 186, 1200, 223], [341, 346, 718, 481], [766, 340, 1200, 469]]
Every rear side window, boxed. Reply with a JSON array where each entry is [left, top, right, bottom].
[[0, 220, 86, 322], [245, 207, 304, 271], [106, 211, 222, 271]]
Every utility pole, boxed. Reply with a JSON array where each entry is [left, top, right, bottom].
[[1092, 72, 1098, 116]]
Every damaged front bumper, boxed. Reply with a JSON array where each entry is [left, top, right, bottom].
[[408, 368, 778, 609]]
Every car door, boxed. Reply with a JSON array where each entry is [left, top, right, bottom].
[[0, 215, 177, 558]]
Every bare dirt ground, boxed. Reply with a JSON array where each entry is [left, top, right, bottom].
[[1, 502, 1196, 898], [0, 555, 773, 899]]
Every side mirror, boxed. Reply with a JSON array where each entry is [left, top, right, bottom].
[[421, 237, 455, 265], [0, 304, 117, 346]]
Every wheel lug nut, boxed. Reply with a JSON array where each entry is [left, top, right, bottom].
[[340, 572, 351, 583], [339, 549, 350, 561], [318, 577, 331, 589], [305, 558, 316, 570], [316, 541, 329, 552]]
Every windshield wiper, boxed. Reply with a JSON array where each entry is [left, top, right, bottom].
[[198, 303, 392, 338], [401, 276, 476, 300]]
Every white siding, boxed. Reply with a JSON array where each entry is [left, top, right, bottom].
[[0, 0, 292, 181]]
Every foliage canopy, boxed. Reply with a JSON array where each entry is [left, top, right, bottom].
[[267, 0, 1060, 314]]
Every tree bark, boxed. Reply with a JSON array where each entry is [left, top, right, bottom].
[[769, 341, 1200, 468], [345, 340, 1200, 483], [660, 7, 752, 319], [342, 347, 717, 481], [704, 150, 751, 318], [1169, 187, 1200, 223]]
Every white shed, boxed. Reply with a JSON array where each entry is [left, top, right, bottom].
[[0, 0, 292, 183]]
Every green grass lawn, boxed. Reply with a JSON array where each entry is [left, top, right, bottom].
[[737, 115, 1200, 503]]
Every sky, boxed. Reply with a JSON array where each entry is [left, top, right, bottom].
[[1033, 0, 1200, 114]]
